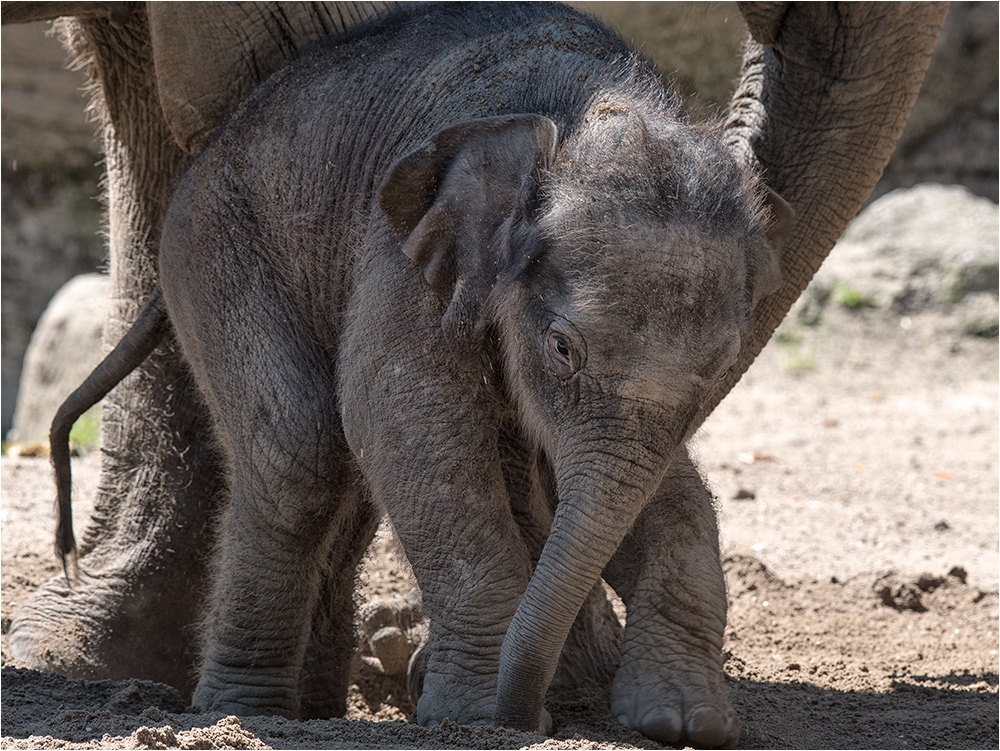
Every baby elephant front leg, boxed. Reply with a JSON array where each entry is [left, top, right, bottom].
[[604, 448, 738, 749], [340, 269, 534, 726], [346, 386, 535, 726]]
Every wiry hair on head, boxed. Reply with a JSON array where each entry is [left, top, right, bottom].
[[539, 64, 771, 250]]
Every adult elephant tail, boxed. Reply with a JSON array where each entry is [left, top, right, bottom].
[[702, 1, 949, 424], [51, 287, 169, 581]]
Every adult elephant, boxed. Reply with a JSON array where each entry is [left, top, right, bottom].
[[1, 1, 394, 705], [4, 0, 946, 730]]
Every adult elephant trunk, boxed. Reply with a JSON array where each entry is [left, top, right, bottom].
[[699, 1, 949, 424], [496, 432, 671, 729]]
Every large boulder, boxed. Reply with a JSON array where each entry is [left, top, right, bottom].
[[797, 184, 999, 336], [8, 273, 110, 444]]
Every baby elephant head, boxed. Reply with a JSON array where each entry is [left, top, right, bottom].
[[379, 105, 792, 729]]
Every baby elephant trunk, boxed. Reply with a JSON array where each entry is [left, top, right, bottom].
[[494, 445, 668, 730]]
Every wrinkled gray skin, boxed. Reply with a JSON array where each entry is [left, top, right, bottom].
[[3, 1, 394, 707], [3, 1, 947, 748], [158, 6, 783, 744]]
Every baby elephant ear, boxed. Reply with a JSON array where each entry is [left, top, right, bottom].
[[751, 186, 795, 307], [379, 114, 558, 348], [763, 186, 795, 253]]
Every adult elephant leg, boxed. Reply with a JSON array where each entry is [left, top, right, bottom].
[[6, 2, 396, 697], [298, 488, 380, 719], [340, 259, 534, 727], [7, 10, 220, 696], [603, 447, 736, 749]]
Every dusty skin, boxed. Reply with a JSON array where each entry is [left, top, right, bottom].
[[2, 306, 997, 749]]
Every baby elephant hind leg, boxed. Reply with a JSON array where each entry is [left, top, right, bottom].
[[189, 344, 359, 717], [604, 447, 738, 749], [298, 489, 380, 719], [162, 259, 359, 718]]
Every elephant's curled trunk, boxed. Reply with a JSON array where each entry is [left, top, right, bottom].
[[495, 457, 658, 729]]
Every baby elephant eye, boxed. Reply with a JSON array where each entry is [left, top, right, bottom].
[[551, 333, 572, 364], [543, 319, 586, 379]]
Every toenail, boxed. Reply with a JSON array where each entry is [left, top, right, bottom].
[[687, 705, 731, 748], [640, 706, 683, 744]]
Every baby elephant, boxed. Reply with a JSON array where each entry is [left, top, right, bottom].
[[52, 3, 790, 747]]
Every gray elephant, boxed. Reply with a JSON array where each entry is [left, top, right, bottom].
[[3, 0, 948, 747], [46, 5, 789, 744], [2, 0, 395, 699]]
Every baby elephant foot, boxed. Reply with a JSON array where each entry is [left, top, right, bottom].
[[610, 657, 738, 748], [410, 660, 497, 727], [406, 641, 552, 734], [192, 666, 299, 719]]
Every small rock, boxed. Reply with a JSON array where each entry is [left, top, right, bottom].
[[933, 520, 951, 531], [370, 626, 412, 676], [947, 566, 968, 585], [361, 591, 422, 635], [875, 575, 929, 612], [4, 440, 50, 457], [132, 725, 178, 750], [915, 574, 946, 593], [733, 488, 756, 500]]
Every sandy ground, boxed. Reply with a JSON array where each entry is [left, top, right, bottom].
[[1, 306, 997, 749]]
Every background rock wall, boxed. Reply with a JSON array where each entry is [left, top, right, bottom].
[[870, 1, 999, 203], [2, 2, 997, 439], [2, 20, 105, 437]]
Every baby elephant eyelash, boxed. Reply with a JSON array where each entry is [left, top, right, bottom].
[[551, 333, 572, 365], [543, 319, 586, 379]]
